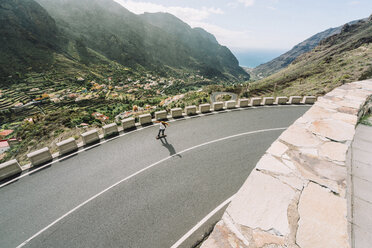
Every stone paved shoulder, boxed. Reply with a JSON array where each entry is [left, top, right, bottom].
[[350, 124, 372, 248], [201, 79, 372, 248]]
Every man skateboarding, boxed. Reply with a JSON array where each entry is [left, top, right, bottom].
[[156, 121, 169, 139]]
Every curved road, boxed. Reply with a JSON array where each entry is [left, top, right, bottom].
[[0, 105, 310, 248], [210, 92, 237, 103]]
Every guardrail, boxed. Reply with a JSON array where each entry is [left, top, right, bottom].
[[225, 100, 236, 109], [56, 137, 78, 155], [0, 159, 22, 181], [81, 129, 100, 146], [0, 95, 316, 182], [213, 102, 224, 111], [27, 147, 53, 166]]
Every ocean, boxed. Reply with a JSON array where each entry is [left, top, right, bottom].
[[232, 49, 286, 68]]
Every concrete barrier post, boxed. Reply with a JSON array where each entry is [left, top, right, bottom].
[[289, 96, 303, 104], [103, 123, 119, 137], [27, 147, 53, 166], [0, 159, 22, 181], [302, 96, 317, 104], [171, 108, 183, 118], [262, 97, 275, 105], [276, 96, 288, 105], [213, 102, 224, 111], [185, 105, 197, 116], [56, 137, 78, 155], [226, 100, 237, 109], [81, 129, 100, 145], [139, 114, 152, 125], [122, 117, 135, 130], [251, 97, 262, 106], [199, 104, 211, 113], [155, 110, 167, 120], [239, 99, 249, 108]]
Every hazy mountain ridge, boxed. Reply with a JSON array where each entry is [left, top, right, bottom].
[[140, 12, 244, 78], [0, 0, 248, 81], [250, 19, 362, 79], [247, 16, 372, 97]]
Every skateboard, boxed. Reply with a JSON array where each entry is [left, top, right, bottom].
[[156, 135, 167, 139]]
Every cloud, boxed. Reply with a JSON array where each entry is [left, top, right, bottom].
[[191, 21, 253, 48], [206, 7, 224, 15], [237, 0, 255, 7], [113, 0, 259, 50], [348, 1, 360, 5], [227, 2, 239, 8], [114, 0, 223, 23]]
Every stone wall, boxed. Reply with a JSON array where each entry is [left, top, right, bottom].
[[201, 79, 372, 248]]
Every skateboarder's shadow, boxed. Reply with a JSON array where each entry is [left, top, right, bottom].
[[160, 137, 182, 158]]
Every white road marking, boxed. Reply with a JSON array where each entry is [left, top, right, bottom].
[[170, 195, 235, 248], [1, 103, 308, 189], [15, 127, 286, 248], [0, 124, 155, 188]]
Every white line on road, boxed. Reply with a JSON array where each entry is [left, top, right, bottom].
[[0, 124, 156, 188], [170, 195, 235, 248], [1, 103, 308, 189], [15, 127, 286, 248]]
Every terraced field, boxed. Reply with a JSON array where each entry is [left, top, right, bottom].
[[0, 78, 65, 123], [0, 88, 30, 110]]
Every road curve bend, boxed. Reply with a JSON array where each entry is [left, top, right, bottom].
[[0, 105, 310, 248]]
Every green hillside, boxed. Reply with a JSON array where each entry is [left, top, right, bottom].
[[140, 12, 245, 78], [0, 0, 248, 83], [0, 0, 62, 76], [0, 0, 250, 164], [250, 19, 363, 80], [246, 16, 372, 97], [33, 0, 247, 81]]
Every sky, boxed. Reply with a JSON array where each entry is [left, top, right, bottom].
[[114, 0, 372, 53]]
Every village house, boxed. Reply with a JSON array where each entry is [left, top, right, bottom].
[[0, 130, 17, 154], [51, 98, 60, 103], [24, 118, 34, 124], [68, 93, 78, 99], [0, 130, 14, 139], [14, 103, 24, 108], [115, 111, 133, 121], [92, 112, 109, 122], [77, 123, 89, 128], [0, 140, 10, 155]]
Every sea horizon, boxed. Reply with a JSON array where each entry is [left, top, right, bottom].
[[232, 48, 287, 68]]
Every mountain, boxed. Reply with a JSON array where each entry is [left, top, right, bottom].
[[250, 19, 362, 79], [246, 16, 372, 97], [139, 12, 245, 79], [0, 0, 247, 81], [0, 0, 63, 76]]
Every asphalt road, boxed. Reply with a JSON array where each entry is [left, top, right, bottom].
[[210, 92, 237, 102], [0, 105, 310, 248]]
